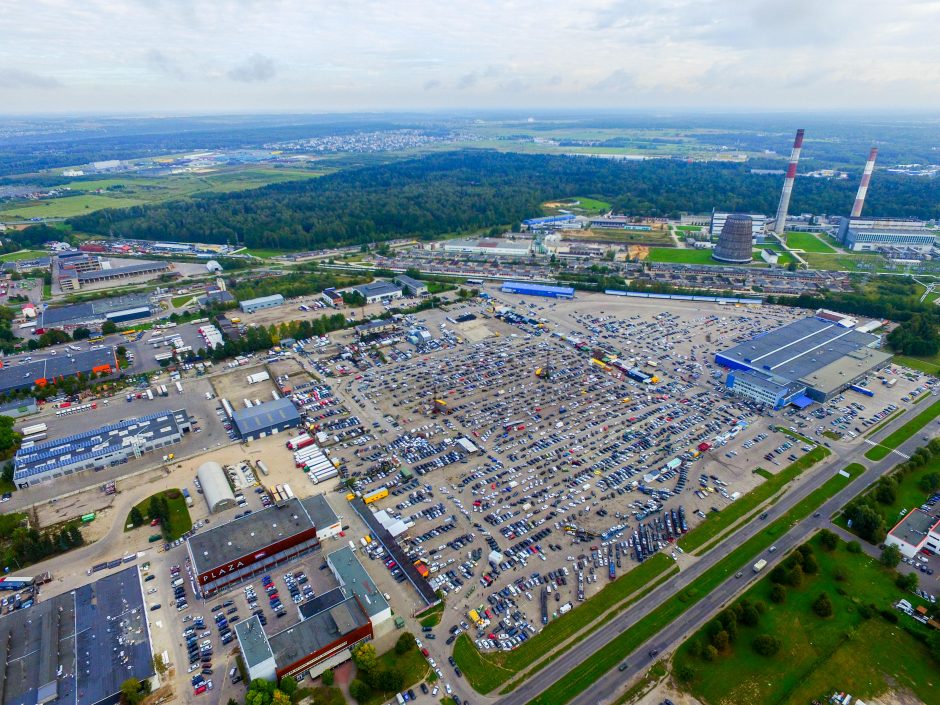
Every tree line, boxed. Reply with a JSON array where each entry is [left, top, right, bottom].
[[0, 511, 84, 571], [67, 151, 940, 251]]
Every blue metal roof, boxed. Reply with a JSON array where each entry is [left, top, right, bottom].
[[501, 281, 575, 295]]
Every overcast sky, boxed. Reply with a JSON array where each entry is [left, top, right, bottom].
[[2, 0, 939, 114]]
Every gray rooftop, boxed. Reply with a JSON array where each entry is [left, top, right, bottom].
[[240, 294, 284, 307], [735, 369, 806, 396], [0, 567, 152, 705], [718, 316, 882, 383], [890, 509, 940, 546], [232, 397, 301, 436], [394, 274, 426, 290], [353, 281, 403, 298], [188, 497, 315, 575], [75, 262, 167, 282], [268, 595, 370, 668], [234, 616, 274, 669], [300, 494, 339, 531], [326, 546, 390, 619], [39, 294, 153, 328]]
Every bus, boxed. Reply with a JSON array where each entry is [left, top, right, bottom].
[[88, 335, 104, 343]]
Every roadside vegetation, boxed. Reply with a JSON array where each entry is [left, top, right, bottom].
[[0, 511, 84, 572], [348, 635, 428, 705], [673, 534, 939, 705], [864, 397, 940, 461]]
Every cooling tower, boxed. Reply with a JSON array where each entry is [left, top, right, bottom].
[[712, 214, 754, 263]]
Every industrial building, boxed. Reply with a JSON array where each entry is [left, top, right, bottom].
[[501, 281, 575, 299], [354, 318, 398, 339], [0, 566, 153, 705], [588, 216, 648, 230], [716, 313, 892, 405], [186, 495, 339, 596], [712, 214, 754, 264], [231, 397, 302, 440], [12, 409, 191, 488], [38, 294, 155, 330], [320, 288, 344, 307], [0, 348, 117, 397], [885, 509, 940, 558], [238, 589, 373, 682], [239, 294, 285, 314], [322, 545, 394, 625], [394, 274, 428, 296], [352, 281, 403, 304], [196, 461, 237, 513], [442, 238, 532, 257], [58, 262, 170, 292], [836, 217, 936, 253], [522, 214, 578, 230], [760, 248, 780, 265], [710, 211, 766, 242]]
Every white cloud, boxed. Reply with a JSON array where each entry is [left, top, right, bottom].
[[0, 0, 937, 111]]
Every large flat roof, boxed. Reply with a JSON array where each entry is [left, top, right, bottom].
[[502, 281, 575, 296], [234, 616, 274, 669], [0, 347, 117, 395], [326, 545, 390, 619], [39, 294, 152, 327], [889, 509, 940, 547], [268, 596, 369, 667], [188, 497, 315, 575], [353, 281, 402, 297], [76, 262, 167, 282], [232, 397, 301, 436], [717, 316, 882, 383], [798, 346, 893, 394], [0, 567, 153, 705], [300, 494, 339, 530]]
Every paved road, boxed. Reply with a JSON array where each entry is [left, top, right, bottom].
[[489, 401, 939, 705]]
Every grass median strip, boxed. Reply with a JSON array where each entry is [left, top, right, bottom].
[[526, 463, 862, 705], [865, 397, 940, 461], [454, 553, 673, 694], [683, 446, 830, 555]]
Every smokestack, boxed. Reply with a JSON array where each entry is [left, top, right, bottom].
[[851, 147, 878, 218], [773, 129, 804, 234]]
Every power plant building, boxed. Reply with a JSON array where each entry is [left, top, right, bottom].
[[837, 217, 936, 253], [712, 214, 755, 263], [710, 212, 766, 242], [716, 313, 892, 406]]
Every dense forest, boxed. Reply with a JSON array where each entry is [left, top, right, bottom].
[[67, 151, 940, 251]]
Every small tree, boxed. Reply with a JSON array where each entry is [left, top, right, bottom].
[[321, 669, 335, 686], [752, 634, 782, 656], [787, 564, 804, 588], [711, 630, 730, 651], [770, 584, 787, 604], [846, 541, 862, 554], [395, 631, 416, 655], [802, 551, 819, 575], [818, 529, 838, 552], [675, 663, 696, 684], [351, 642, 378, 675], [896, 571, 918, 591], [739, 602, 760, 627], [703, 644, 718, 661], [278, 677, 298, 696], [129, 506, 144, 527], [348, 679, 370, 702], [102, 321, 117, 335], [918, 472, 940, 494], [880, 544, 902, 568], [813, 592, 833, 618], [120, 678, 146, 705]]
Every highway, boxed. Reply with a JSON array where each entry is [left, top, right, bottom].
[[486, 400, 939, 705]]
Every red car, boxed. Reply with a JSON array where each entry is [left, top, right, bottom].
[[194, 685, 207, 695]]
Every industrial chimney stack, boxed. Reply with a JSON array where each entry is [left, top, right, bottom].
[[773, 129, 804, 235], [851, 147, 878, 218]]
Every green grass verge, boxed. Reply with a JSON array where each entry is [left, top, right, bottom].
[[124, 489, 192, 540], [244, 248, 292, 258], [359, 646, 429, 705], [419, 603, 445, 628], [785, 231, 837, 253], [612, 661, 667, 705], [646, 248, 721, 264], [864, 397, 940, 460], [454, 554, 674, 694], [0, 250, 46, 262], [894, 354, 940, 376], [683, 446, 830, 555], [171, 294, 195, 307], [525, 464, 863, 705], [673, 534, 937, 705]]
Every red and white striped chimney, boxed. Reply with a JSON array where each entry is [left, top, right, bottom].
[[773, 128, 804, 234], [851, 147, 878, 218]]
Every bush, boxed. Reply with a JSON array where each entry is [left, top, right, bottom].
[[278, 677, 298, 696], [739, 602, 760, 627], [819, 529, 839, 551], [321, 669, 334, 687], [703, 645, 718, 661], [770, 584, 787, 604], [802, 552, 819, 575], [847, 541, 862, 554], [880, 609, 899, 624], [711, 630, 730, 651], [787, 564, 804, 588], [686, 640, 703, 659], [769, 566, 788, 585], [395, 631, 416, 655], [880, 545, 902, 568], [896, 571, 919, 591], [813, 592, 834, 618], [752, 634, 782, 656], [858, 604, 874, 619], [348, 679, 370, 702], [675, 664, 696, 684]]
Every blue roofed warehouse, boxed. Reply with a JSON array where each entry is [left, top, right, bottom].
[[501, 281, 575, 299]]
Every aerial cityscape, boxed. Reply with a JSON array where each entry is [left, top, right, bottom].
[[1, 5, 939, 705]]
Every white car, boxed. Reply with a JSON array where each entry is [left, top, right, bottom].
[[445, 684, 453, 694]]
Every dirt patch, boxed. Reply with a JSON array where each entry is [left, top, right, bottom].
[[628, 245, 650, 261], [458, 320, 495, 342]]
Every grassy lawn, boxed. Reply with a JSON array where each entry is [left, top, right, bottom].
[[244, 248, 291, 258], [673, 534, 937, 705], [864, 397, 940, 460], [646, 248, 721, 264], [525, 465, 863, 705], [802, 252, 890, 273], [124, 489, 192, 540], [544, 196, 612, 214], [171, 294, 196, 307], [419, 602, 445, 628], [785, 231, 837, 253], [0, 194, 146, 219], [682, 446, 831, 555], [894, 354, 940, 376], [359, 646, 429, 705], [675, 225, 704, 232], [454, 554, 675, 694], [0, 249, 46, 262]]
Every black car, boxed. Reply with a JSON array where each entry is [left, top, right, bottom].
[[445, 635, 456, 645], [420, 684, 429, 695]]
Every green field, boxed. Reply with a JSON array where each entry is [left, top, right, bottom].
[[0, 167, 323, 221], [894, 354, 940, 376], [646, 248, 719, 264], [359, 645, 429, 705], [785, 231, 837, 253], [675, 225, 704, 232], [171, 294, 196, 308], [454, 554, 675, 694], [524, 464, 863, 705], [125, 490, 192, 540], [673, 535, 937, 705], [243, 248, 292, 259], [802, 252, 892, 273], [864, 397, 940, 460], [0, 249, 47, 261], [682, 446, 831, 554], [544, 196, 612, 214]]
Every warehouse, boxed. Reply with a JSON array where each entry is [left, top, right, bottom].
[[724, 369, 808, 410], [0, 566, 153, 705], [187, 495, 338, 596], [394, 274, 428, 296], [716, 314, 892, 404], [837, 217, 937, 253], [442, 238, 532, 257], [231, 397, 302, 440], [0, 347, 117, 396], [239, 294, 285, 314], [12, 409, 191, 488], [59, 261, 170, 291], [38, 294, 154, 329], [196, 461, 237, 513], [885, 509, 940, 558], [501, 281, 575, 300], [354, 318, 398, 339], [237, 589, 373, 682], [352, 280, 403, 304]]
